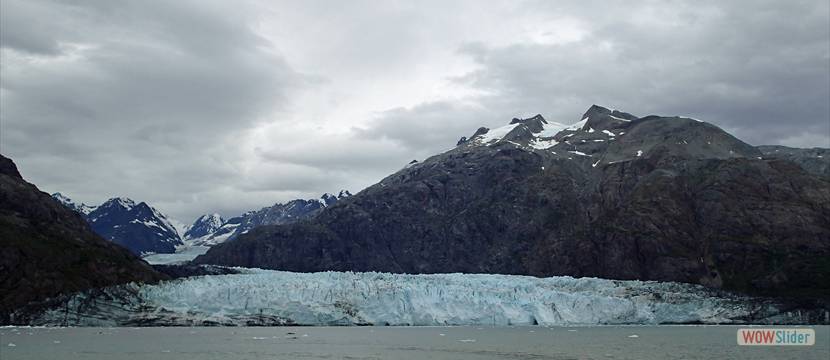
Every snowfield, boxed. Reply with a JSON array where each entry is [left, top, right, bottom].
[[28, 269, 783, 326]]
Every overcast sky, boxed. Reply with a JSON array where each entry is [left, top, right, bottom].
[[1, 0, 828, 225]]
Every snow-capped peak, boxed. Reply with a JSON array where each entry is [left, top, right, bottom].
[[51, 192, 96, 215], [466, 115, 576, 148], [202, 213, 223, 224], [183, 213, 225, 240], [52, 192, 73, 205], [320, 193, 337, 206], [102, 197, 136, 211], [320, 190, 352, 206]]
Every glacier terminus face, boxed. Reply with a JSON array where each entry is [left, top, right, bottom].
[[25, 269, 791, 327]]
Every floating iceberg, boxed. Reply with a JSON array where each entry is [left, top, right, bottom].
[[27, 269, 781, 326]]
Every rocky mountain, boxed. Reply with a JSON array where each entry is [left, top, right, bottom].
[[186, 191, 352, 246], [52, 194, 183, 255], [195, 105, 830, 300], [757, 145, 829, 177], [183, 213, 224, 240], [0, 154, 164, 323]]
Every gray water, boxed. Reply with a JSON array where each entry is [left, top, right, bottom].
[[1, 326, 828, 360]]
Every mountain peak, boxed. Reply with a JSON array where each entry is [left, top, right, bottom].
[[102, 197, 136, 210], [321, 190, 352, 204], [52, 192, 73, 205], [85, 197, 182, 254], [184, 213, 225, 240], [582, 104, 612, 118], [580, 105, 638, 131], [458, 106, 762, 165], [509, 114, 547, 125]]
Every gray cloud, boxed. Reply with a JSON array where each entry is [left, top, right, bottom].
[[454, 0, 830, 146], [360, 0, 828, 167], [1, 0, 310, 222], [354, 102, 494, 152], [1, 0, 828, 224]]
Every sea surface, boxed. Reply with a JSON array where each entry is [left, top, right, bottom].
[[1, 325, 827, 360]]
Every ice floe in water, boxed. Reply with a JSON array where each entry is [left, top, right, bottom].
[[26, 269, 781, 326]]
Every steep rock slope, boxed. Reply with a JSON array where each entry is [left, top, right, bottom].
[[195, 106, 830, 298], [0, 155, 164, 323]]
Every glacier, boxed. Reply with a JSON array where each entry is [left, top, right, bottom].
[[142, 245, 210, 264], [25, 269, 785, 326]]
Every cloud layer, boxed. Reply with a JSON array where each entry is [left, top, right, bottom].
[[2, 0, 828, 223]]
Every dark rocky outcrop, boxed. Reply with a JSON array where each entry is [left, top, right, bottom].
[[0, 154, 165, 323], [194, 106, 830, 300]]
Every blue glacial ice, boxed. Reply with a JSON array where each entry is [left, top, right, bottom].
[[29, 269, 779, 326]]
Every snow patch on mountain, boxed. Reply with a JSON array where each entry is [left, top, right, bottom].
[[566, 117, 589, 131], [51, 192, 95, 215], [477, 123, 520, 144], [183, 213, 224, 240], [530, 138, 559, 150]]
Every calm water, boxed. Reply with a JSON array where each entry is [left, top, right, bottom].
[[1, 326, 827, 360]]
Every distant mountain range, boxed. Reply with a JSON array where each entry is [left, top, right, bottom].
[[50, 189, 354, 257], [195, 105, 830, 299], [52, 194, 182, 255], [183, 190, 352, 246]]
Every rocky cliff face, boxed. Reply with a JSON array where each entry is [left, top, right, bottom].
[[0, 154, 164, 323], [194, 106, 830, 299]]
